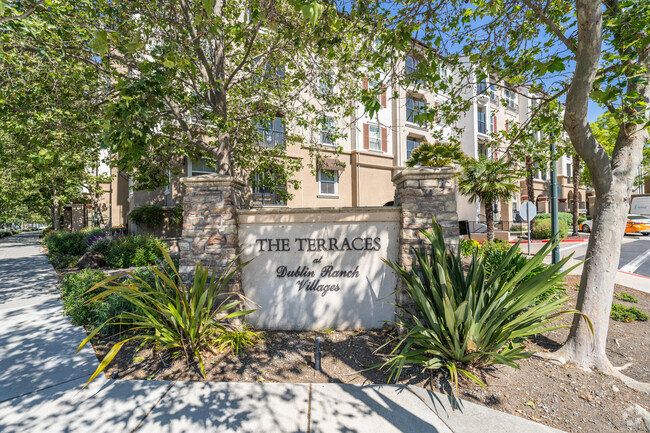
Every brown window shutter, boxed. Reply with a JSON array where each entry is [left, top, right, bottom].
[[493, 116, 497, 132], [363, 123, 369, 149], [381, 127, 387, 153], [505, 120, 509, 131], [435, 101, 439, 122], [362, 78, 368, 90], [380, 85, 387, 108]]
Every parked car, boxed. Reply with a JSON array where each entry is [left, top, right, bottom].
[[580, 214, 650, 235]]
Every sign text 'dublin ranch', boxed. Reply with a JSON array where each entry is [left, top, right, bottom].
[[239, 222, 399, 330], [255, 236, 380, 297]]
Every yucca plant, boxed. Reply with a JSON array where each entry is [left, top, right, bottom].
[[76, 248, 256, 387], [381, 218, 589, 388]]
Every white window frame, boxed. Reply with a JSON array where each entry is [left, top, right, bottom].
[[504, 89, 518, 110], [318, 170, 338, 196], [188, 158, 217, 177], [406, 138, 421, 161], [163, 168, 172, 195], [368, 124, 381, 151], [321, 116, 336, 146], [406, 96, 427, 126], [318, 71, 334, 97], [477, 106, 487, 134]]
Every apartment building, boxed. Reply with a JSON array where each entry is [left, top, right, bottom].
[[92, 44, 595, 240], [455, 69, 594, 225]]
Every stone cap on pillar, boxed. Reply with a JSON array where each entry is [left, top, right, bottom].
[[392, 166, 458, 184], [180, 173, 247, 190]]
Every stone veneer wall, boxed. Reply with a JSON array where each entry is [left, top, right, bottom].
[[178, 167, 460, 327], [392, 166, 460, 315], [179, 173, 249, 294]]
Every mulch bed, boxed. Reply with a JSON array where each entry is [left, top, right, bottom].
[[89, 275, 650, 433]]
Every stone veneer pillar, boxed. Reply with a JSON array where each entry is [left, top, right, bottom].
[[392, 167, 460, 312], [179, 173, 248, 292]]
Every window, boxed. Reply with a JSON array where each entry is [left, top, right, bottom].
[[252, 171, 286, 206], [489, 115, 497, 133], [406, 55, 419, 75], [477, 106, 487, 134], [318, 72, 334, 97], [477, 78, 488, 95], [190, 159, 217, 177], [504, 89, 518, 110], [368, 124, 381, 151], [321, 116, 336, 146], [489, 83, 499, 103], [163, 168, 172, 195], [318, 170, 338, 196], [128, 176, 134, 198], [478, 143, 489, 158], [258, 117, 286, 148], [406, 138, 421, 160], [512, 201, 520, 222], [567, 163, 573, 183], [406, 97, 427, 125]]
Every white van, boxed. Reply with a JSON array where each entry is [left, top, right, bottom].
[[631, 195, 650, 217]]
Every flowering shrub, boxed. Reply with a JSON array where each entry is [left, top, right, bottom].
[[87, 229, 125, 256], [459, 238, 480, 257]]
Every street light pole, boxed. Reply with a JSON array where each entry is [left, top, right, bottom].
[[550, 134, 560, 264]]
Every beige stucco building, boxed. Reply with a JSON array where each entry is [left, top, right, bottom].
[[87, 45, 599, 239]]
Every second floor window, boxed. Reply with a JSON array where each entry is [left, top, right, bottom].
[[406, 138, 421, 160], [368, 124, 381, 151], [318, 170, 338, 196], [406, 97, 427, 125], [258, 117, 286, 149], [477, 106, 487, 134]]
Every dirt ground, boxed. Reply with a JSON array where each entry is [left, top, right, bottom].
[[91, 275, 650, 433]]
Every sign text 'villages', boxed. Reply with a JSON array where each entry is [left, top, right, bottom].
[[254, 236, 381, 296]]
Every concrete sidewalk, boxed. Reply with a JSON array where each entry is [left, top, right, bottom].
[[0, 232, 563, 432]]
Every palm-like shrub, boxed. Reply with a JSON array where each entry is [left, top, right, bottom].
[[406, 142, 467, 167], [458, 157, 519, 242], [382, 218, 586, 387], [76, 248, 256, 386]]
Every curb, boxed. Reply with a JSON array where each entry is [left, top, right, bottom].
[[618, 270, 650, 280], [508, 238, 590, 245]]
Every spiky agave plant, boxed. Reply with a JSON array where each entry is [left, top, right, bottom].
[[381, 218, 590, 388], [76, 247, 256, 387]]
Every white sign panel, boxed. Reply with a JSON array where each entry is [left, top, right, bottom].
[[239, 222, 399, 330], [520, 201, 537, 221]]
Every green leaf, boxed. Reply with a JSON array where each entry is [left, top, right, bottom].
[[301, 1, 323, 26], [202, 0, 213, 16], [89, 30, 108, 56]]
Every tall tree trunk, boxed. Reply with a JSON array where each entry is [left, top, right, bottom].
[[485, 201, 494, 242], [557, 0, 649, 387], [572, 154, 581, 235], [51, 200, 60, 230], [51, 184, 60, 230]]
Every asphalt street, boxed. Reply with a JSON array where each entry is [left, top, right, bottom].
[[526, 234, 650, 278]]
